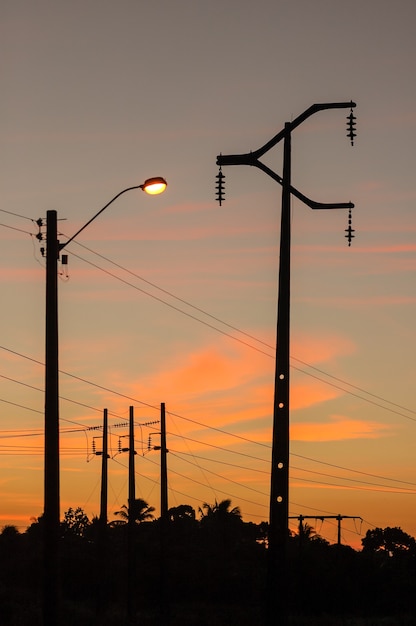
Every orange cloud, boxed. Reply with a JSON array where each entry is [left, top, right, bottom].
[[291, 381, 342, 410], [291, 332, 356, 365], [290, 414, 392, 442]]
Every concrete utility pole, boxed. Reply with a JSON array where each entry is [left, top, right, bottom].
[[99, 409, 108, 529], [96, 409, 109, 621], [147, 403, 170, 623], [127, 405, 136, 622], [43, 210, 60, 626], [159, 403, 170, 624], [216, 101, 356, 626]]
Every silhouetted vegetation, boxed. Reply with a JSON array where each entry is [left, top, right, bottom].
[[0, 504, 415, 625]]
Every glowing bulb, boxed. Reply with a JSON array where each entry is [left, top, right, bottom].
[[141, 177, 167, 195]]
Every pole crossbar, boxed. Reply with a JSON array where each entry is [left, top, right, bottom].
[[217, 101, 356, 211]]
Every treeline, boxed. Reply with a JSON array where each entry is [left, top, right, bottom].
[[0, 500, 415, 625]]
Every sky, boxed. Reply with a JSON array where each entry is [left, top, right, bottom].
[[0, 0, 415, 549]]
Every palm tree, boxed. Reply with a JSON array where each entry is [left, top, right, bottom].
[[113, 498, 155, 525], [299, 521, 316, 541], [199, 499, 242, 522]]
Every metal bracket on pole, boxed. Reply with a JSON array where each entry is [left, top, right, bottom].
[[217, 101, 356, 211]]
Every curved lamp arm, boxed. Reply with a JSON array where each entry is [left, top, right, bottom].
[[59, 177, 167, 251]]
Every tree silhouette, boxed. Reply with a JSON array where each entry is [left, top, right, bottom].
[[362, 526, 416, 558], [61, 506, 91, 539], [168, 504, 196, 523], [199, 498, 242, 522], [113, 498, 155, 525]]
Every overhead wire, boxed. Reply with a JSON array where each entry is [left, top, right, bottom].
[[1, 222, 415, 535], [62, 242, 415, 422], [1, 344, 415, 496], [1, 222, 414, 422]]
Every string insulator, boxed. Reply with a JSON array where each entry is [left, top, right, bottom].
[[215, 167, 225, 205], [118, 438, 122, 454], [347, 108, 357, 146], [148, 435, 151, 451], [92, 440, 96, 454], [344, 208, 355, 246]]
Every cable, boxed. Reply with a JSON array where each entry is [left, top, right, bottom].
[[170, 451, 268, 498], [0, 222, 34, 236], [61, 245, 416, 421], [66, 248, 273, 359], [0, 208, 35, 221], [292, 452, 416, 488], [3, 219, 414, 422], [291, 474, 416, 495], [2, 344, 415, 494]]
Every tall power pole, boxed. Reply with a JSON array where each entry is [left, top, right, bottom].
[[127, 406, 136, 622], [96, 408, 108, 620], [43, 210, 60, 626], [160, 402, 170, 624], [216, 101, 356, 626]]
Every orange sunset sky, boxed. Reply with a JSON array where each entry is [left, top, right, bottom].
[[1, 0, 415, 549]]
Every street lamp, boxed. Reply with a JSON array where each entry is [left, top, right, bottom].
[[216, 101, 356, 625], [41, 176, 167, 626]]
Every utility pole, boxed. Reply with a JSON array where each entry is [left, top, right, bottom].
[[160, 402, 170, 624], [267, 122, 291, 621], [289, 514, 362, 546], [127, 406, 136, 623], [40, 179, 167, 626], [96, 408, 108, 622], [216, 101, 356, 626], [44, 209, 60, 626], [99, 408, 108, 529]]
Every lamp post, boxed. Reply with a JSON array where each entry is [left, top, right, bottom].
[[42, 176, 167, 626], [216, 102, 356, 625]]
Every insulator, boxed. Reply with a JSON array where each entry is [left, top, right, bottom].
[[215, 167, 225, 206], [92, 440, 96, 454], [148, 435, 151, 451], [36, 218, 43, 241], [344, 208, 355, 246], [346, 109, 357, 146], [118, 438, 122, 453]]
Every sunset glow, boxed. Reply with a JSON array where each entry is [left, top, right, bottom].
[[0, 1, 415, 562]]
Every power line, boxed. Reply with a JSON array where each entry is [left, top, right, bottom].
[[0, 222, 34, 236], [62, 244, 416, 421], [1, 344, 415, 494], [2, 218, 414, 423], [0, 208, 36, 222]]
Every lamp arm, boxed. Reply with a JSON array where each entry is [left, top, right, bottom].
[[59, 185, 143, 251]]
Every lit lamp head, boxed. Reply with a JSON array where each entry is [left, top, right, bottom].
[[141, 177, 168, 195]]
